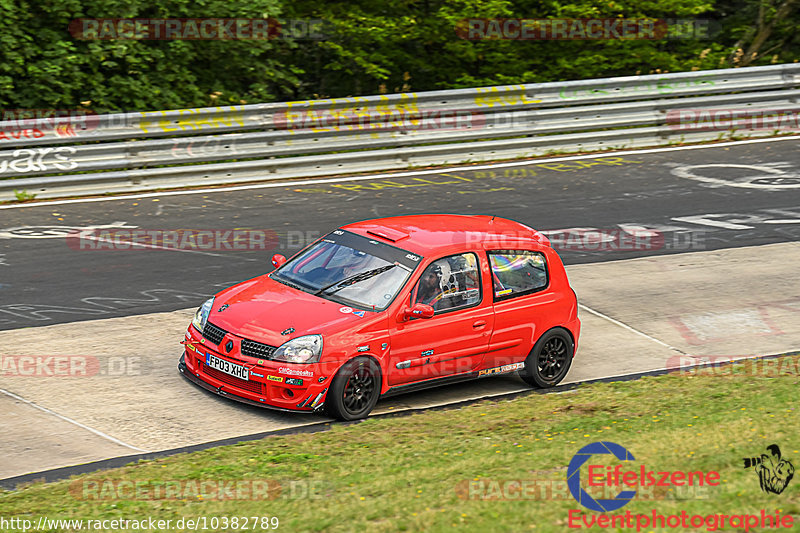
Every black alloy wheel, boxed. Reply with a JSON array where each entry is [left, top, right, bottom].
[[326, 357, 381, 420], [520, 328, 574, 388]]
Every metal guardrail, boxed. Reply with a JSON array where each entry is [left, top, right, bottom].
[[1, 63, 799, 200]]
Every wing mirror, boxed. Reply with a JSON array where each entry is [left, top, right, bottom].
[[403, 303, 434, 320], [271, 254, 287, 268]]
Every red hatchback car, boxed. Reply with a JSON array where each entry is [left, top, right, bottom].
[[179, 215, 580, 420]]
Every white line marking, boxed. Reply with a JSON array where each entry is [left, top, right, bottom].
[[562, 350, 799, 385], [578, 303, 687, 355], [0, 387, 149, 452], [2, 135, 799, 210], [80, 235, 258, 261], [671, 162, 800, 190]]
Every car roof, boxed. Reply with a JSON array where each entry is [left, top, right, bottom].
[[341, 214, 550, 256]]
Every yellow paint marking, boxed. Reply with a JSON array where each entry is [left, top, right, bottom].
[[297, 157, 644, 194]]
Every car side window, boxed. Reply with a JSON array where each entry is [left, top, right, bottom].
[[488, 250, 548, 300], [412, 253, 481, 313]]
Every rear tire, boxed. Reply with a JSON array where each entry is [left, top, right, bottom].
[[325, 357, 381, 421], [519, 328, 573, 388]]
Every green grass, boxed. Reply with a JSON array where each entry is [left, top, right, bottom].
[[2, 355, 799, 532]]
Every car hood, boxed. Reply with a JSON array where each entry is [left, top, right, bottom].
[[205, 275, 377, 345]]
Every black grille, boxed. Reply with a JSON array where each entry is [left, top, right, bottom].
[[241, 339, 277, 359], [203, 365, 263, 394], [202, 321, 227, 345]]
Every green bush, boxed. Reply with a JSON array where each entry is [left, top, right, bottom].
[[0, 0, 797, 111]]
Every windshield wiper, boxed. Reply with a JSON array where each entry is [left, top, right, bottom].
[[314, 264, 396, 296], [271, 273, 306, 292]]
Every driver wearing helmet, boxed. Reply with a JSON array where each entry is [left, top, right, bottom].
[[415, 264, 444, 309]]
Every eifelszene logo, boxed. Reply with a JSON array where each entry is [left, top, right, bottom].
[[567, 441, 721, 512], [568, 441, 637, 512], [743, 444, 795, 495]]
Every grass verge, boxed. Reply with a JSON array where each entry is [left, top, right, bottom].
[[1, 355, 799, 532]]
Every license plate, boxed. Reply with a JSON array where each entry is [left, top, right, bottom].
[[205, 353, 249, 381]]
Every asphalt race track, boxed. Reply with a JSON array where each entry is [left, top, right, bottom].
[[3, 137, 800, 330], [1, 136, 800, 482]]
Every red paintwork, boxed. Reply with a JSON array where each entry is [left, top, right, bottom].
[[182, 214, 580, 412]]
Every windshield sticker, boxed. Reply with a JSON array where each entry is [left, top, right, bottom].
[[339, 306, 354, 314], [324, 229, 422, 270], [352, 310, 366, 318]]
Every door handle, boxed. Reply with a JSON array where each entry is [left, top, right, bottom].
[[472, 320, 487, 329]]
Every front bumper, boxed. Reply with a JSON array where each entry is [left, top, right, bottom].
[[180, 326, 331, 413], [179, 355, 309, 413]]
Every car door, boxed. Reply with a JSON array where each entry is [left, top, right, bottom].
[[484, 249, 552, 369], [387, 252, 494, 386]]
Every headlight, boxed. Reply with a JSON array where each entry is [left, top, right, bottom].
[[272, 334, 323, 364], [192, 297, 215, 331]]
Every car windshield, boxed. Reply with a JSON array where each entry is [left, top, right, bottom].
[[270, 230, 421, 311]]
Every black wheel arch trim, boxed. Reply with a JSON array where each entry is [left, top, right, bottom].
[[535, 325, 576, 356]]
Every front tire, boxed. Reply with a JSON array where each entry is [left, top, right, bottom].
[[325, 357, 381, 420], [520, 328, 573, 388]]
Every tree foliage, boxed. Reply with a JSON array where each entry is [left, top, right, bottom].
[[0, 0, 797, 111]]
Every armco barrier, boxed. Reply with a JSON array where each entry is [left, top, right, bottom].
[[1, 63, 798, 200]]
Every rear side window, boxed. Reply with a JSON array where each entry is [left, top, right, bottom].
[[488, 250, 548, 300]]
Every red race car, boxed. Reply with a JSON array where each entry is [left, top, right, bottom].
[[179, 215, 580, 420]]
